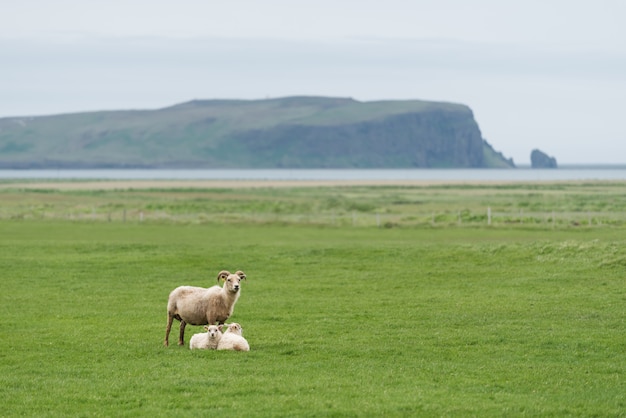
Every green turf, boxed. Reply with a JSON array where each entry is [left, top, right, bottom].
[[1, 217, 624, 416], [3, 181, 626, 228]]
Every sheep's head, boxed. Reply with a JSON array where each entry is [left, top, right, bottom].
[[225, 323, 243, 336], [217, 270, 247, 293], [203, 324, 223, 338]]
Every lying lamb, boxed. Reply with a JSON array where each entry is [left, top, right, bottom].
[[217, 323, 250, 352], [189, 324, 223, 350]]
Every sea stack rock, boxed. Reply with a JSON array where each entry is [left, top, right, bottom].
[[530, 149, 557, 168]]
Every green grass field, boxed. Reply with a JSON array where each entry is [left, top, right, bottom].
[[3, 180, 626, 228], [1, 183, 625, 416]]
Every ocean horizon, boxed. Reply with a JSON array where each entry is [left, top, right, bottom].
[[2, 167, 626, 181]]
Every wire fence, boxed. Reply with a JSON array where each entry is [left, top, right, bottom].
[[3, 206, 626, 228]]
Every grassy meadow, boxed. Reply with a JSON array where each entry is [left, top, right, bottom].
[[1, 181, 625, 416]]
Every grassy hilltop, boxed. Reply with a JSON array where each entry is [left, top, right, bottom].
[[0, 96, 514, 168]]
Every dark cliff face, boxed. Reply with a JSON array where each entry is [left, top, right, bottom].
[[0, 96, 514, 169], [232, 110, 487, 168], [531, 149, 558, 168]]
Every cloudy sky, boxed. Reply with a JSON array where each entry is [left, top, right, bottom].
[[2, 0, 625, 165]]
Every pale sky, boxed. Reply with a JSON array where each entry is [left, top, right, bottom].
[[2, 0, 625, 165]]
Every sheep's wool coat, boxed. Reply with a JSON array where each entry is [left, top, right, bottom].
[[189, 329, 222, 350], [217, 326, 250, 351], [169, 285, 240, 325]]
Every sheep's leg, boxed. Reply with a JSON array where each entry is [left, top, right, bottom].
[[164, 314, 174, 347], [178, 320, 187, 346]]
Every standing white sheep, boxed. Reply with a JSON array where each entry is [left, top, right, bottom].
[[217, 322, 250, 352], [164, 270, 246, 347], [189, 324, 223, 350]]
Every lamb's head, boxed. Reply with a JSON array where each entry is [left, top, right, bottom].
[[224, 323, 243, 336], [217, 270, 247, 294], [204, 324, 223, 339]]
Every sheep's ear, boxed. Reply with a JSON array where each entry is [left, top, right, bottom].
[[236, 270, 246, 280], [218, 325, 224, 331], [217, 270, 230, 282], [204, 326, 209, 331]]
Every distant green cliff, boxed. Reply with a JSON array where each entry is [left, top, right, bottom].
[[0, 96, 514, 169]]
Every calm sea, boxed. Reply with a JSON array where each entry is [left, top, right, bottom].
[[2, 168, 626, 181]]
